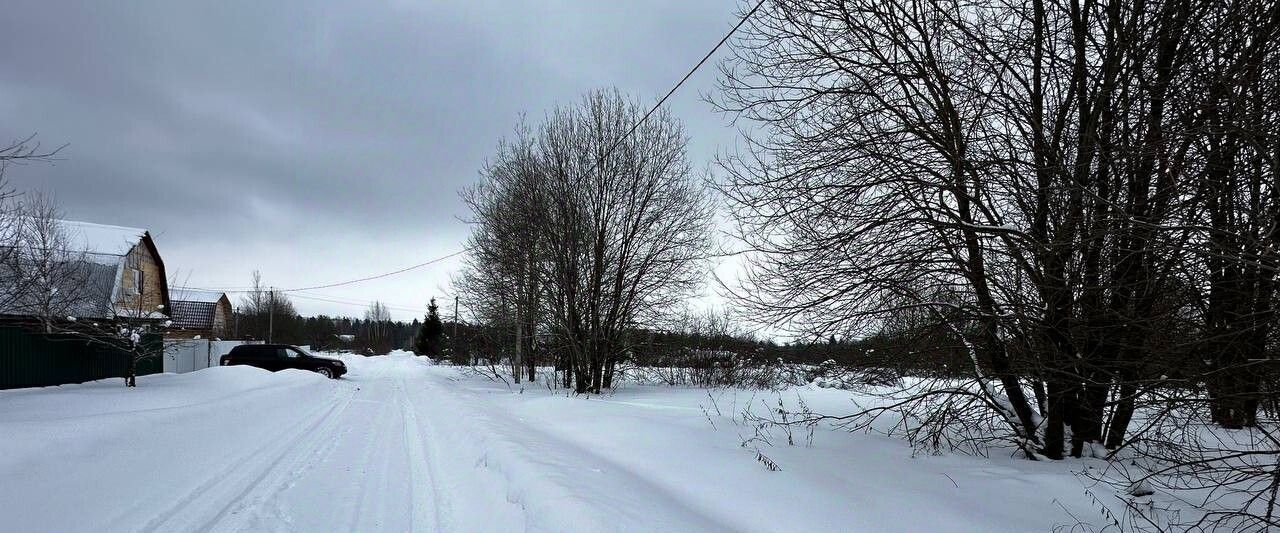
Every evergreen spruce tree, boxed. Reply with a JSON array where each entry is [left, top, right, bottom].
[[415, 298, 444, 356], [413, 316, 429, 356]]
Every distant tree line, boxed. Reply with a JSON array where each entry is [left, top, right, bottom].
[[230, 279, 421, 355], [231, 306, 421, 355]]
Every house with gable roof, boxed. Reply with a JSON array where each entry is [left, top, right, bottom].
[[0, 219, 171, 389]]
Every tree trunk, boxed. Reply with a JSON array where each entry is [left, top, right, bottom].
[[1032, 380, 1048, 415], [1070, 372, 1108, 457], [602, 355, 616, 389], [1043, 380, 1067, 459], [1104, 378, 1136, 449]]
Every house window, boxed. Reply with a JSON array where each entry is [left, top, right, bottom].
[[125, 268, 144, 297]]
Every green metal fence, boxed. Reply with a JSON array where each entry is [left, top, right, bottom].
[[0, 326, 162, 390]]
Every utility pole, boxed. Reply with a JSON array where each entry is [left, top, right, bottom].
[[268, 287, 275, 344]]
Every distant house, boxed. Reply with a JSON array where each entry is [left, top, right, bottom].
[[166, 289, 232, 340]]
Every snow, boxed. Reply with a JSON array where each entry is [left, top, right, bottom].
[[58, 219, 146, 257], [170, 288, 227, 304], [0, 352, 1108, 532]]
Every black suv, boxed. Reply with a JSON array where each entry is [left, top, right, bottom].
[[219, 344, 347, 379]]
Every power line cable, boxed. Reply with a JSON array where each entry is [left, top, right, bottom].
[[290, 290, 423, 310], [603, 0, 766, 158], [174, 248, 469, 295], [279, 248, 469, 292], [288, 292, 424, 314]]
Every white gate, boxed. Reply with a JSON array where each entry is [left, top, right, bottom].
[[162, 340, 255, 373]]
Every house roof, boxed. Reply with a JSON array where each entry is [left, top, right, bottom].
[[171, 288, 228, 304], [170, 300, 216, 329], [0, 255, 119, 319], [169, 290, 228, 330], [59, 220, 148, 259], [0, 219, 170, 320]]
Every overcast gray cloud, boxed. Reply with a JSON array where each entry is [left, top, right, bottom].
[[0, 0, 740, 319]]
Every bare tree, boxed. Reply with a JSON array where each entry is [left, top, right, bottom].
[[713, 0, 1059, 453], [460, 119, 547, 383], [236, 271, 298, 343], [364, 300, 393, 354], [457, 89, 715, 393], [712, 0, 1280, 527], [0, 134, 66, 314], [12, 192, 101, 332], [538, 90, 715, 393]]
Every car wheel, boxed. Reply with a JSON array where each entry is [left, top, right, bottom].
[[316, 367, 333, 379]]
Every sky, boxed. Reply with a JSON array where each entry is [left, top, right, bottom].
[[0, 0, 745, 321]]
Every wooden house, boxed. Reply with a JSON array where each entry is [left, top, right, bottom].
[[0, 220, 171, 389], [0, 220, 172, 321], [76, 220, 171, 319]]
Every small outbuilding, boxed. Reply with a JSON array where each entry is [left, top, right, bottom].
[[166, 289, 232, 340]]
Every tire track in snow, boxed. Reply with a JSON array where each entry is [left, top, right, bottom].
[[393, 377, 451, 531], [230, 418, 358, 532], [333, 353, 399, 532], [338, 398, 390, 532], [134, 383, 356, 533], [236, 359, 408, 532], [198, 386, 355, 533], [287, 360, 404, 532], [131, 393, 344, 533], [400, 383, 456, 533]]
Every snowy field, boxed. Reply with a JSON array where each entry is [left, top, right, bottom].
[[0, 352, 1111, 532]]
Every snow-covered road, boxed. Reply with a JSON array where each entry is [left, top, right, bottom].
[[151, 357, 462, 533], [1, 353, 1106, 532], [137, 355, 529, 532], [2, 355, 505, 532]]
